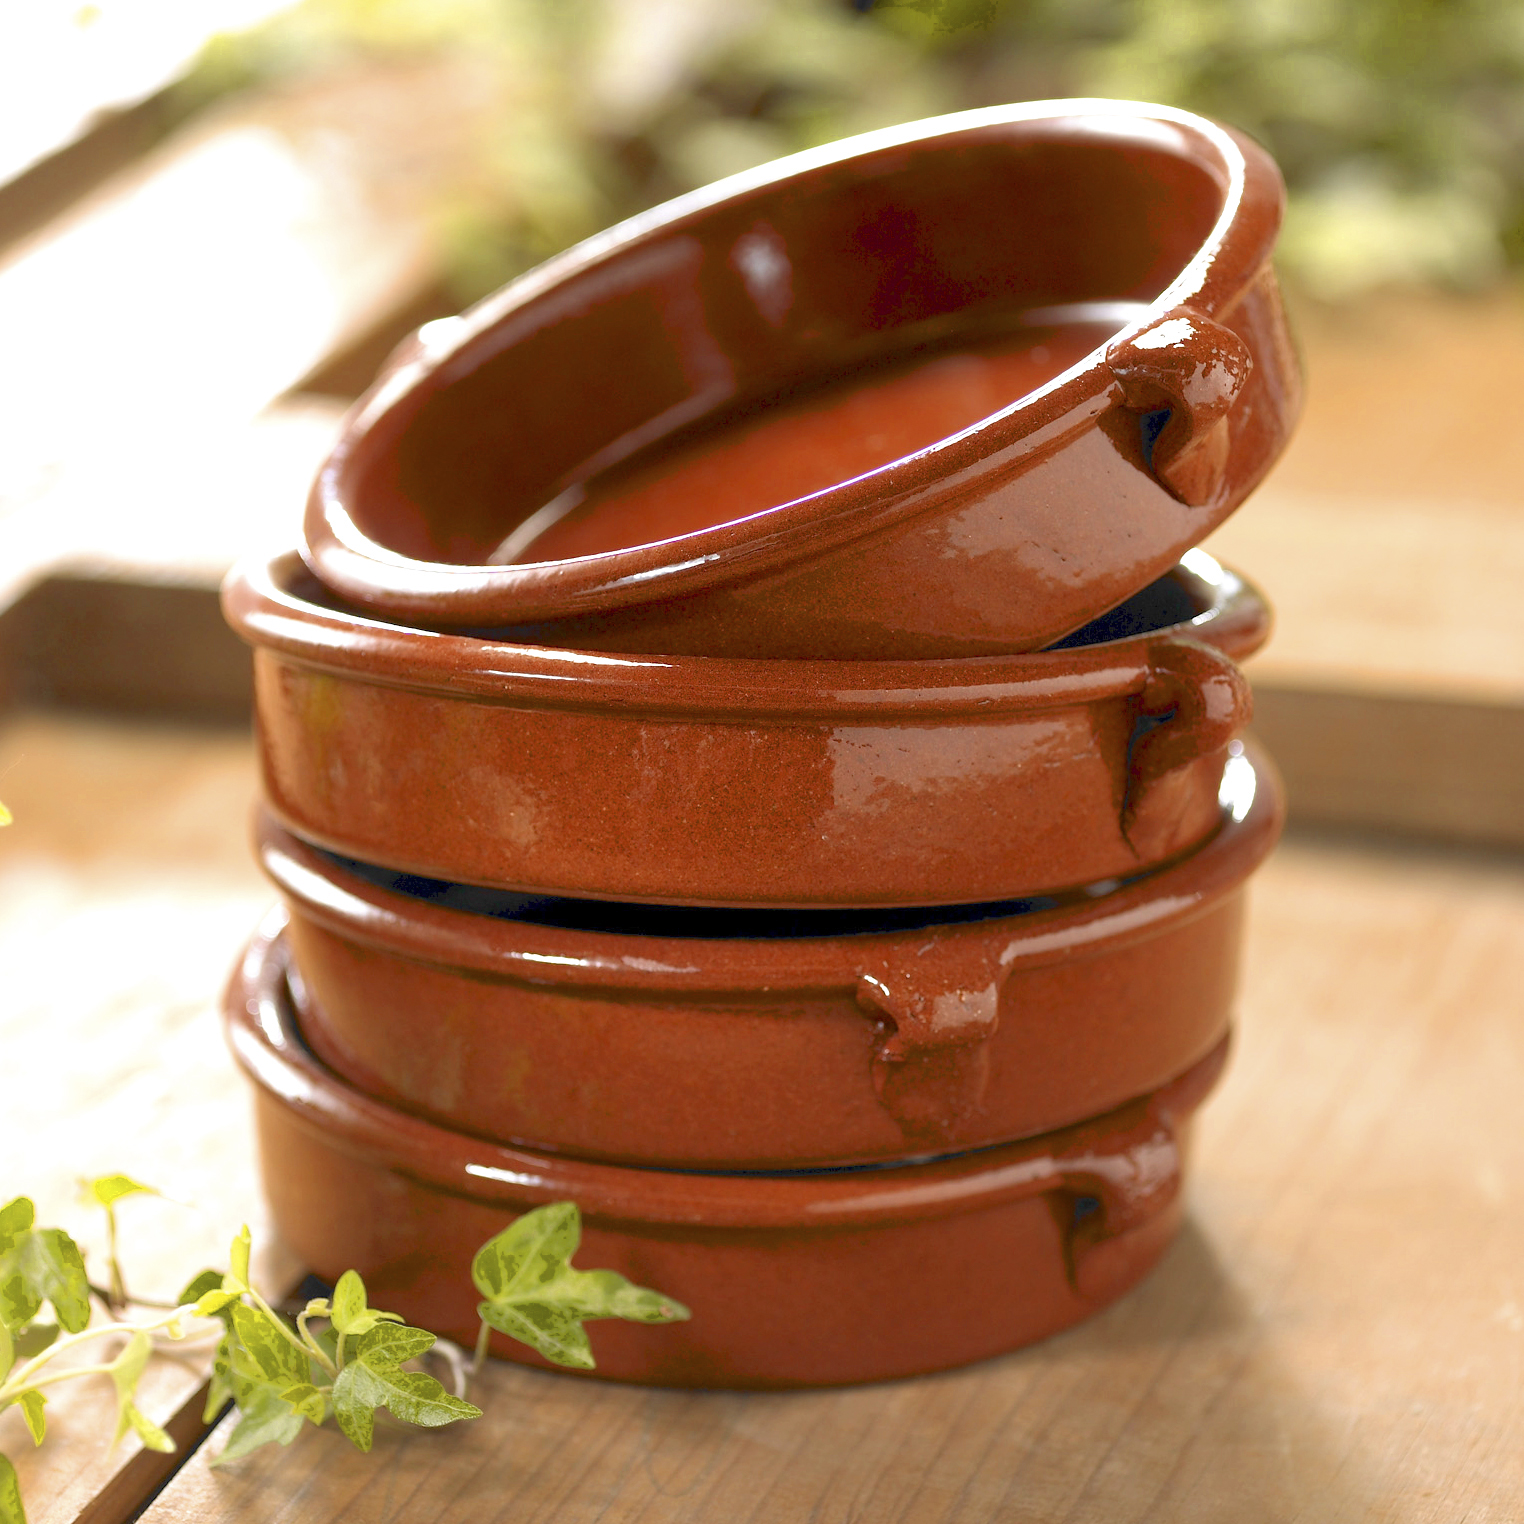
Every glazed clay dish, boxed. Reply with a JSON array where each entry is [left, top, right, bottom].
[[227, 918, 1230, 1388], [228, 549, 1266, 909], [261, 740, 1280, 1167], [303, 100, 1300, 657]]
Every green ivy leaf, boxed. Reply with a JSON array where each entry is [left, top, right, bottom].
[[330, 1271, 366, 1334], [556, 1267, 694, 1326], [0, 1452, 25, 1524], [11, 1326, 56, 1362], [212, 1385, 304, 1466], [477, 1296, 595, 1369], [350, 1322, 435, 1367], [227, 1304, 308, 1390], [178, 1270, 223, 1304], [330, 1324, 480, 1454], [0, 1319, 11, 1381], [17, 1392, 45, 1448], [0, 1227, 91, 1334], [178, 1270, 238, 1329], [0, 1274, 39, 1333], [124, 1406, 174, 1454], [471, 1204, 688, 1370], [211, 1295, 323, 1465], [107, 1330, 153, 1447], [0, 1201, 32, 1260], [327, 1271, 402, 1341], [202, 1356, 234, 1425], [226, 1227, 251, 1291], [80, 1176, 157, 1211], [277, 1382, 327, 1425], [471, 1201, 580, 1304]]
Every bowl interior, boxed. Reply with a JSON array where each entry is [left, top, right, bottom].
[[344, 121, 1228, 567]]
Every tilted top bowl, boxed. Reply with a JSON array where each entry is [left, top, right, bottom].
[[302, 100, 1300, 658]]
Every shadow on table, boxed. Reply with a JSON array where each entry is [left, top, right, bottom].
[[146, 1214, 1397, 1524]]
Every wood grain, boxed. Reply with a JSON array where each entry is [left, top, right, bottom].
[[0, 54, 497, 615], [134, 804, 1524, 1521], [0, 713, 294, 1524], [1249, 686, 1524, 848]]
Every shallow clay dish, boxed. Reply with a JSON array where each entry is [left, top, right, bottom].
[[302, 100, 1300, 658], [229, 549, 1266, 909], [227, 920, 1229, 1388], [262, 740, 1279, 1167]]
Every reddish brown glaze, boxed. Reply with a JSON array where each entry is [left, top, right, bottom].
[[302, 101, 1300, 656], [260, 740, 1279, 1167], [226, 920, 1229, 1387], [226, 550, 1267, 908], [512, 322, 1119, 561]]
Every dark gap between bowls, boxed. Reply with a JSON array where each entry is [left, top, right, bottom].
[[315, 852, 1141, 939]]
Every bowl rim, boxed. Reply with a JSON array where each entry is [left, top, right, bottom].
[[303, 99, 1284, 621], [227, 915, 1229, 1229], [258, 738, 1281, 992], [226, 547, 1269, 719]]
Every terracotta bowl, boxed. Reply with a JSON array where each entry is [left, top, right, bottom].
[[227, 918, 1229, 1388], [301, 100, 1300, 658], [261, 739, 1279, 1168], [228, 549, 1267, 909]]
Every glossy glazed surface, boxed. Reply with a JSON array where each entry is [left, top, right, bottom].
[[508, 321, 1121, 561], [227, 921, 1228, 1387], [228, 550, 1267, 907], [303, 101, 1299, 656], [264, 740, 1280, 1167]]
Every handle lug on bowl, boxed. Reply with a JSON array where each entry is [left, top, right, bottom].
[[1108, 307, 1253, 507], [1060, 1030, 1229, 1298], [1059, 1117, 1183, 1301], [1122, 638, 1253, 861], [855, 944, 1009, 1148]]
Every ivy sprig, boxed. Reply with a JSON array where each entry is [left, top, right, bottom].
[[0, 1186, 188, 1524], [0, 1186, 687, 1524], [471, 1201, 688, 1371], [201, 1242, 481, 1463]]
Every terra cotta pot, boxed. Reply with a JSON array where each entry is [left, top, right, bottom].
[[228, 549, 1267, 908], [301, 100, 1300, 658], [226, 917, 1229, 1387], [260, 738, 1279, 1167]]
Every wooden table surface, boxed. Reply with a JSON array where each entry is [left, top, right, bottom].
[[2, 713, 1521, 1523]]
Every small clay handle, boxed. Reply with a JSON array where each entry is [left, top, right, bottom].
[[1122, 637, 1252, 860], [1107, 307, 1253, 507], [1055, 1101, 1184, 1302], [855, 941, 1012, 1147], [1059, 1032, 1229, 1298]]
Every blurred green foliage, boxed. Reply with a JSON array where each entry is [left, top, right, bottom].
[[185, 0, 1524, 304]]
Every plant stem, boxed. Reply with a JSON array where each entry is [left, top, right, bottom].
[[105, 1204, 127, 1312], [88, 1282, 179, 1314], [0, 1305, 193, 1405], [472, 1319, 491, 1375], [7, 1361, 121, 1394]]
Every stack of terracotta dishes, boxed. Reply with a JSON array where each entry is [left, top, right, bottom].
[[223, 100, 1300, 1388]]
